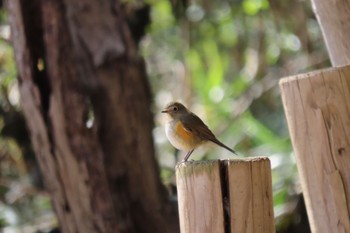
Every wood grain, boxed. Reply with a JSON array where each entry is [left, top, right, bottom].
[[280, 65, 350, 233], [227, 158, 274, 233], [310, 0, 350, 66], [176, 161, 225, 233], [176, 158, 275, 233]]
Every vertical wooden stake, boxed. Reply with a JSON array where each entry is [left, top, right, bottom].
[[176, 161, 225, 233], [176, 158, 275, 233], [228, 158, 274, 233], [280, 65, 350, 233]]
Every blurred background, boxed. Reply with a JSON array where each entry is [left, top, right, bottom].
[[0, 0, 330, 232]]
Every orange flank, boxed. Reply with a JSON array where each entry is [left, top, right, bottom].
[[175, 121, 193, 141]]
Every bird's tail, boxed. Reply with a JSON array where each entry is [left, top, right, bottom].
[[211, 138, 237, 155]]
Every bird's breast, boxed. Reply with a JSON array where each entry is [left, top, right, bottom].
[[165, 120, 201, 151]]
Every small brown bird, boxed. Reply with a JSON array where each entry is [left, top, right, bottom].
[[162, 102, 237, 161]]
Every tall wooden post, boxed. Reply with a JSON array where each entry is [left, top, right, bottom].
[[176, 158, 275, 233], [310, 0, 350, 66], [280, 65, 350, 233]]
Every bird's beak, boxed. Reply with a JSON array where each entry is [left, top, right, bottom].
[[161, 107, 171, 113]]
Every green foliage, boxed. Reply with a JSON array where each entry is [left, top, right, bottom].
[[0, 0, 329, 232], [243, 0, 269, 15], [143, 0, 329, 231]]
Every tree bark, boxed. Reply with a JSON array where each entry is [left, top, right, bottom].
[[310, 0, 350, 66], [7, 0, 179, 232]]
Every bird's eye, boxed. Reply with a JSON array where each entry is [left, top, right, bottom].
[[173, 106, 178, 111]]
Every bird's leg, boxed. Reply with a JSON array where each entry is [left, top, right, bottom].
[[182, 149, 194, 162]]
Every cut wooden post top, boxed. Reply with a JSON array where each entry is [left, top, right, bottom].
[[279, 64, 350, 85], [176, 157, 270, 168]]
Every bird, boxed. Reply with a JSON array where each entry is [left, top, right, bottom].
[[161, 102, 237, 161]]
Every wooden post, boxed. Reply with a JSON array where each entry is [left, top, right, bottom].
[[176, 158, 275, 233], [280, 65, 350, 233], [309, 0, 350, 66]]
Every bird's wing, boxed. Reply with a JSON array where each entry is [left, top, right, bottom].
[[181, 113, 217, 142], [181, 112, 237, 155]]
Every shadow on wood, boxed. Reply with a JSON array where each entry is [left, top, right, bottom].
[[176, 158, 275, 233]]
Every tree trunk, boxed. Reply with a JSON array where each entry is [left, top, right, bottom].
[[6, 0, 179, 232], [310, 0, 350, 66]]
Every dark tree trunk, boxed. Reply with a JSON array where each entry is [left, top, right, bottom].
[[6, 0, 179, 232]]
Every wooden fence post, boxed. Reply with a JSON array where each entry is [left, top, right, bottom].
[[176, 158, 275, 233], [280, 65, 350, 233]]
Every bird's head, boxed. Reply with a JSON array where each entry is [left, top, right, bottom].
[[161, 102, 188, 119]]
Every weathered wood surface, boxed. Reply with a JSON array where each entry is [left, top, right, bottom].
[[227, 158, 274, 233], [280, 65, 350, 233], [176, 161, 225, 233], [176, 158, 275, 233], [310, 0, 350, 66]]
